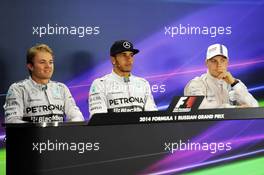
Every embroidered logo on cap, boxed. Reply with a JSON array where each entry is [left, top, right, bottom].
[[123, 41, 131, 49]]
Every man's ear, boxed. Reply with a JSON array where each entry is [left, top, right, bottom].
[[205, 59, 208, 67], [27, 63, 34, 71], [111, 56, 116, 65]]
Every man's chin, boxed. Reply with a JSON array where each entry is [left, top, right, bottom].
[[210, 73, 221, 79], [42, 75, 52, 80], [122, 68, 132, 72]]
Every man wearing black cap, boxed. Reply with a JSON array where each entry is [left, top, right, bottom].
[[88, 40, 157, 116]]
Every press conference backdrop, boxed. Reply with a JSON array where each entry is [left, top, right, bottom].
[[1, 0, 264, 174]]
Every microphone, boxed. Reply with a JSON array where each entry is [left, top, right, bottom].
[[42, 85, 48, 91], [124, 76, 130, 83]]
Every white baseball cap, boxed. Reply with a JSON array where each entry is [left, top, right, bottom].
[[206, 44, 228, 60]]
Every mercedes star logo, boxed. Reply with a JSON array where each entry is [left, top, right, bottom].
[[123, 41, 131, 49]]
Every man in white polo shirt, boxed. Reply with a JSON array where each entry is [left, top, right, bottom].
[[3, 44, 84, 123], [88, 40, 157, 117], [184, 44, 258, 109]]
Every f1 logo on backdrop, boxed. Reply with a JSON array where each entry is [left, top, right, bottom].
[[173, 96, 197, 112], [175, 96, 196, 108], [166, 96, 204, 112]]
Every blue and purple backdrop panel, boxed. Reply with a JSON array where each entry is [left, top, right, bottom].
[[1, 0, 264, 163]]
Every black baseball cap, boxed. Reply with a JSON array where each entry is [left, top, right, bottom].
[[110, 40, 139, 56]]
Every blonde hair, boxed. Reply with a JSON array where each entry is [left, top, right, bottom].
[[26, 44, 54, 74]]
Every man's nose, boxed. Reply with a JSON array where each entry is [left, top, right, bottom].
[[125, 56, 133, 62], [126, 55, 133, 59], [45, 62, 52, 68], [217, 61, 224, 66]]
